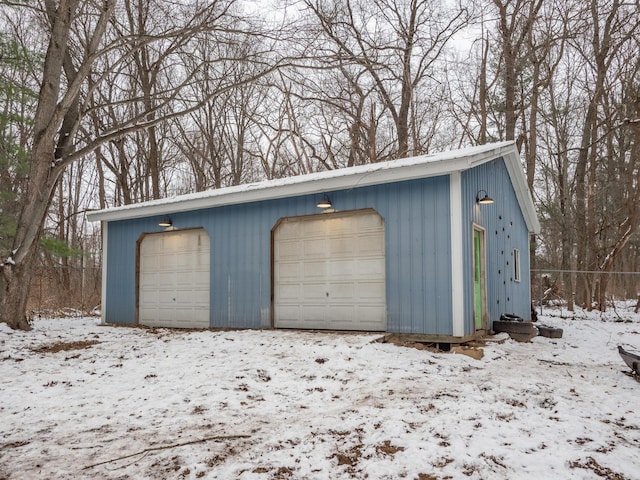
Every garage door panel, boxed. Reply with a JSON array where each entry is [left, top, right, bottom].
[[155, 291, 208, 307], [301, 305, 326, 322], [174, 251, 208, 268], [156, 254, 177, 269], [172, 264, 209, 278], [328, 283, 355, 300], [170, 308, 208, 323], [355, 258, 385, 276], [355, 282, 386, 299], [277, 262, 300, 280], [277, 305, 300, 322], [142, 240, 161, 255], [302, 221, 325, 236], [188, 270, 210, 284], [360, 307, 386, 322], [155, 272, 177, 286], [278, 221, 301, 239], [140, 259, 158, 272], [355, 309, 386, 328], [140, 290, 158, 304], [140, 273, 159, 287], [357, 235, 385, 256], [328, 259, 356, 277], [175, 256, 194, 269], [302, 283, 328, 300], [277, 284, 300, 300], [174, 271, 200, 286], [325, 305, 357, 320], [139, 229, 210, 328], [180, 289, 209, 304], [303, 261, 327, 278], [326, 217, 353, 234], [356, 213, 383, 229], [329, 237, 353, 256], [191, 308, 210, 323], [157, 292, 185, 307], [139, 309, 156, 324], [158, 308, 178, 322], [304, 239, 326, 258], [327, 260, 385, 280], [276, 239, 302, 259], [274, 211, 386, 332]]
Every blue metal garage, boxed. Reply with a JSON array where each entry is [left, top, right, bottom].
[[87, 141, 540, 339]]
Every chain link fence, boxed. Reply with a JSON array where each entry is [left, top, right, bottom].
[[531, 268, 640, 314]]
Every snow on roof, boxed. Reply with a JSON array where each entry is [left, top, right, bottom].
[[86, 141, 540, 233]]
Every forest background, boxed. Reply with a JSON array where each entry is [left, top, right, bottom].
[[0, 0, 639, 329]]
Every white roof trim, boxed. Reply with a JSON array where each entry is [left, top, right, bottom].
[[86, 141, 540, 233], [502, 148, 541, 234]]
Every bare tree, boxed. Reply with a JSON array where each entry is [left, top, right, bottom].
[[0, 0, 117, 330], [0, 24, 39, 261], [171, 31, 271, 191], [572, 0, 639, 309], [530, 0, 639, 310], [492, 0, 543, 143], [0, 0, 286, 330], [536, 58, 583, 310], [301, 0, 470, 159]]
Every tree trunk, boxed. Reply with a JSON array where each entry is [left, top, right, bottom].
[[58, 180, 71, 291], [478, 33, 489, 145], [493, 0, 544, 141], [0, 0, 80, 329], [0, 145, 61, 329], [574, 0, 621, 308], [0, 257, 35, 330], [574, 110, 591, 307]]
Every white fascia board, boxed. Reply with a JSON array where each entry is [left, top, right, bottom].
[[100, 221, 107, 325], [86, 141, 517, 223], [502, 150, 541, 234]]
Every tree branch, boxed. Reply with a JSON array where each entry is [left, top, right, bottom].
[[82, 434, 251, 470]]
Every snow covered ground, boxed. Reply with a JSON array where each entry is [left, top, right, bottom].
[[1, 305, 639, 480]]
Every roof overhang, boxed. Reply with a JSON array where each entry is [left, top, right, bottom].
[[86, 141, 540, 234], [501, 145, 541, 234]]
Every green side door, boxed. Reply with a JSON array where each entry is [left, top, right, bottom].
[[474, 229, 483, 330]]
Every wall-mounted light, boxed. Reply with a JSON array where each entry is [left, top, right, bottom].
[[316, 194, 332, 209], [158, 215, 172, 227], [476, 190, 494, 205]]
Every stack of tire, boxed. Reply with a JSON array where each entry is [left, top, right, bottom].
[[492, 314, 538, 342], [493, 313, 563, 341]]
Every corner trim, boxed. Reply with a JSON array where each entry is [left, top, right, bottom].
[[100, 221, 108, 325], [450, 173, 464, 336]]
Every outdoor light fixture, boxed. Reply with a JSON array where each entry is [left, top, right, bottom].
[[316, 194, 332, 209], [476, 190, 494, 205], [158, 215, 172, 227]]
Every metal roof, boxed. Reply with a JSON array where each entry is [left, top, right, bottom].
[[86, 141, 540, 233]]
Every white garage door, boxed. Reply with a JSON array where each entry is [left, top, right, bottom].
[[274, 210, 386, 331], [139, 228, 210, 328]]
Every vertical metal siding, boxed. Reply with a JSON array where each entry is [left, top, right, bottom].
[[462, 158, 533, 333], [105, 175, 454, 333], [359, 178, 453, 334]]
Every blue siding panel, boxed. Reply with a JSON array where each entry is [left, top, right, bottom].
[[462, 158, 532, 333], [104, 223, 136, 324], [105, 175, 454, 334]]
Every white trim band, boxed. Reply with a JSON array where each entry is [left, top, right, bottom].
[[450, 172, 465, 337]]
